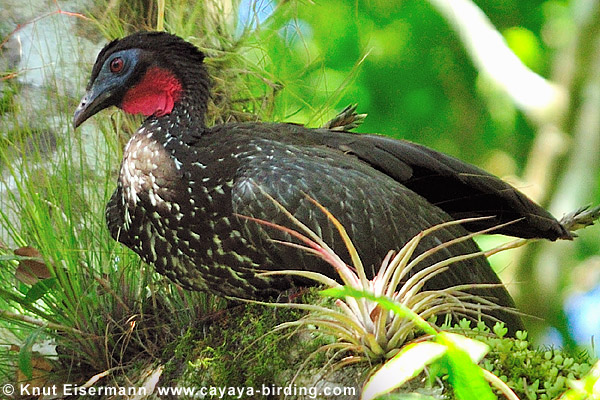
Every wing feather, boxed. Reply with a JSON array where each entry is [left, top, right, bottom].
[[230, 139, 523, 331]]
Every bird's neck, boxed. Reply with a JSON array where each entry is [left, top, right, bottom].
[[172, 93, 208, 126], [137, 63, 211, 135], [141, 87, 209, 138]]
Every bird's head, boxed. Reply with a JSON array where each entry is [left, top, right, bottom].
[[73, 31, 209, 129]]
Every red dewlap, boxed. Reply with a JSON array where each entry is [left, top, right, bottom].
[[121, 67, 183, 117]]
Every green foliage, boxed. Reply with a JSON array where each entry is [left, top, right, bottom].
[[276, 0, 549, 165], [462, 322, 595, 400], [0, 4, 224, 385], [312, 251, 596, 400], [357, 310, 597, 400], [504, 26, 544, 72], [0, 123, 222, 376], [437, 333, 496, 400], [0, 80, 17, 116], [362, 341, 448, 400], [322, 286, 436, 337]]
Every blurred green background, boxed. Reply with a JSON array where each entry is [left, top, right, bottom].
[[254, 0, 548, 164]]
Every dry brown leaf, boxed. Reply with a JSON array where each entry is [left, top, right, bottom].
[[14, 246, 51, 285]]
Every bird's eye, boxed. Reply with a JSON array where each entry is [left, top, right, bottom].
[[109, 57, 124, 73]]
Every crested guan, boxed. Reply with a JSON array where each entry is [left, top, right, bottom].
[[73, 31, 574, 334]]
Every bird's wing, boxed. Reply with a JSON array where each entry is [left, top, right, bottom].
[[231, 140, 497, 285], [212, 122, 568, 240], [230, 139, 523, 331], [312, 129, 572, 240]]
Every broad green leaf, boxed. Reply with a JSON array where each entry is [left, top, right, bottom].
[[23, 278, 57, 304], [437, 333, 495, 400], [362, 341, 447, 400], [438, 332, 489, 363]]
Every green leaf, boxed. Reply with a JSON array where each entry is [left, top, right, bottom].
[[23, 278, 57, 304], [503, 27, 542, 71], [18, 327, 44, 380], [492, 322, 508, 338], [438, 332, 489, 363], [362, 341, 447, 400], [437, 332, 495, 400], [516, 330, 528, 341]]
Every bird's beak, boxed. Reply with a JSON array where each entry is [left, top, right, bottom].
[[72, 84, 117, 129]]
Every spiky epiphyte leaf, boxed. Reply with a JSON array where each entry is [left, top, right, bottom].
[[242, 195, 524, 371]]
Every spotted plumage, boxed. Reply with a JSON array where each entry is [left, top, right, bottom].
[[74, 31, 574, 334]]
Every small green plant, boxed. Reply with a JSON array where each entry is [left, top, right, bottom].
[[243, 197, 521, 345], [476, 329, 594, 400]]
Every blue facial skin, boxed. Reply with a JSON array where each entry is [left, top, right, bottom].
[[73, 49, 142, 129]]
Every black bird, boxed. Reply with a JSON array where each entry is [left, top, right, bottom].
[[73, 31, 573, 333]]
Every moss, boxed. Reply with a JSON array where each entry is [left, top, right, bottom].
[[159, 289, 356, 397], [460, 322, 595, 400]]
